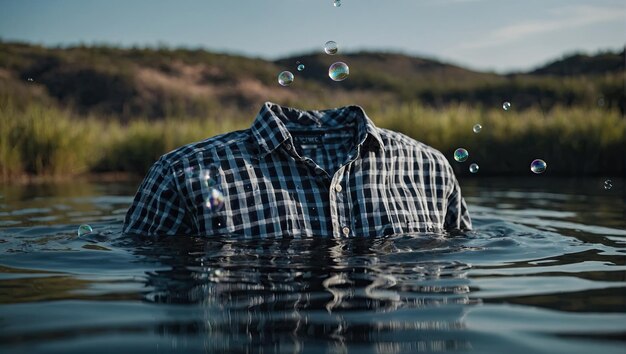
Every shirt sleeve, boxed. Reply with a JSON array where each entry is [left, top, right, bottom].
[[444, 169, 472, 231], [123, 159, 194, 236]]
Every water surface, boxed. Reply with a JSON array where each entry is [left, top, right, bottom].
[[0, 177, 625, 353]]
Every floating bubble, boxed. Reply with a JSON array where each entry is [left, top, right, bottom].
[[205, 188, 225, 210], [604, 179, 613, 190], [200, 170, 218, 189], [530, 159, 547, 174], [502, 101, 511, 111], [206, 166, 220, 188], [324, 41, 338, 55], [328, 62, 349, 81], [27, 77, 34, 82], [278, 71, 294, 86], [597, 97, 605, 107], [453, 148, 469, 162], [333, 0, 341, 7], [297, 64, 305, 71], [469, 163, 479, 173], [183, 167, 194, 176], [77, 224, 93, 237], [473, 124, 482, 133]]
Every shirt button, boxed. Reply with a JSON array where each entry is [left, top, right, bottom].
[[335, 184, 342, 192], [284, 143, 292, 150], [342, 226, 350, 236]]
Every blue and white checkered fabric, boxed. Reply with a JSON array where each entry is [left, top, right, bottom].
[[123, 102, 471, 237]]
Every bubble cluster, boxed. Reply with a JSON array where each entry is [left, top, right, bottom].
[[278, 71, 294, 86], [77, 224, 93, 237], [502, 101, 511, 111], [328, 62, 349, 81], [297, 64, 305, 71], [324, 41, 338, 55], [530, 159, 547, 174], [205, 188, 225, 210], [333, 0, 341, 7], [469, 163, 479, 173], [453, 148, 469, 162], [473, 124, 482, 133], [27, 78, 34, 82], [200, 166, 219, 189], [604, 179, 612, 190]]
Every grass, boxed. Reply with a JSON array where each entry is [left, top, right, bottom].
[[1, 97, 623, 181], [0, 99, 248, 180], [374, 103, 625, 176]]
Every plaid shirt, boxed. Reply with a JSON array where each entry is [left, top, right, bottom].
[[123, 102, 471, 237]]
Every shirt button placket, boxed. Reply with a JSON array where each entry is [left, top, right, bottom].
[[329, 184, 339, 237], [332, 168, 348, 238]]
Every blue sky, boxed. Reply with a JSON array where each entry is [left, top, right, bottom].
[[0, 0, 624, 72]]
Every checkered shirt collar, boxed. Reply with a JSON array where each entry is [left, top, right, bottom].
[[250, 101, 384, 159]]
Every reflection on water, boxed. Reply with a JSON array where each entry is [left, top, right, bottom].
[[136, 235, 475, 353], [0, 177, 624, 353]]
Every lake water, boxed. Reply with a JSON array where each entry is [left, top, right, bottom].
[[0, 177, 624, 353]]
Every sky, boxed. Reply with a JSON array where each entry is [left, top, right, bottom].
[[0, 0, 624, 73]]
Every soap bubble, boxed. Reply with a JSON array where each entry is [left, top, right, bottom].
[[453, 148, 469, 162], [200, 168, 219, 188], [473, 124, 482, 133], [278, 71, 294, 86], [530, 159, 547, 174], [502, 101, 511, 111], [77, 224, 93, 237], [297, 64, 305, 71], [324, 41, 338, 55], [199, 165, 220, 189], [469, 163, 479, 173], [334, 0, 341, 7], [182, 166, 196, 179], [205, 188, 225, 210], [604, 179, 612, 190], [27, 78, 34, 82], [328, 62, 349, 81]]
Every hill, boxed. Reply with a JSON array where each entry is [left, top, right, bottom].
[[0, 42, 623, 120], [529, 49, 625, 76]]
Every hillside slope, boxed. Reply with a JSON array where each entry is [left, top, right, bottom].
[[1, 42, 623, 119]]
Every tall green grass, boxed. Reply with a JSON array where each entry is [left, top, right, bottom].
[[373, 103, 625, 176], [1, 99, 624, 181], [0, 101, 248, 180]]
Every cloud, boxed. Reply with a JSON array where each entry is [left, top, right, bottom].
[[458, 4, 626, 50]]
